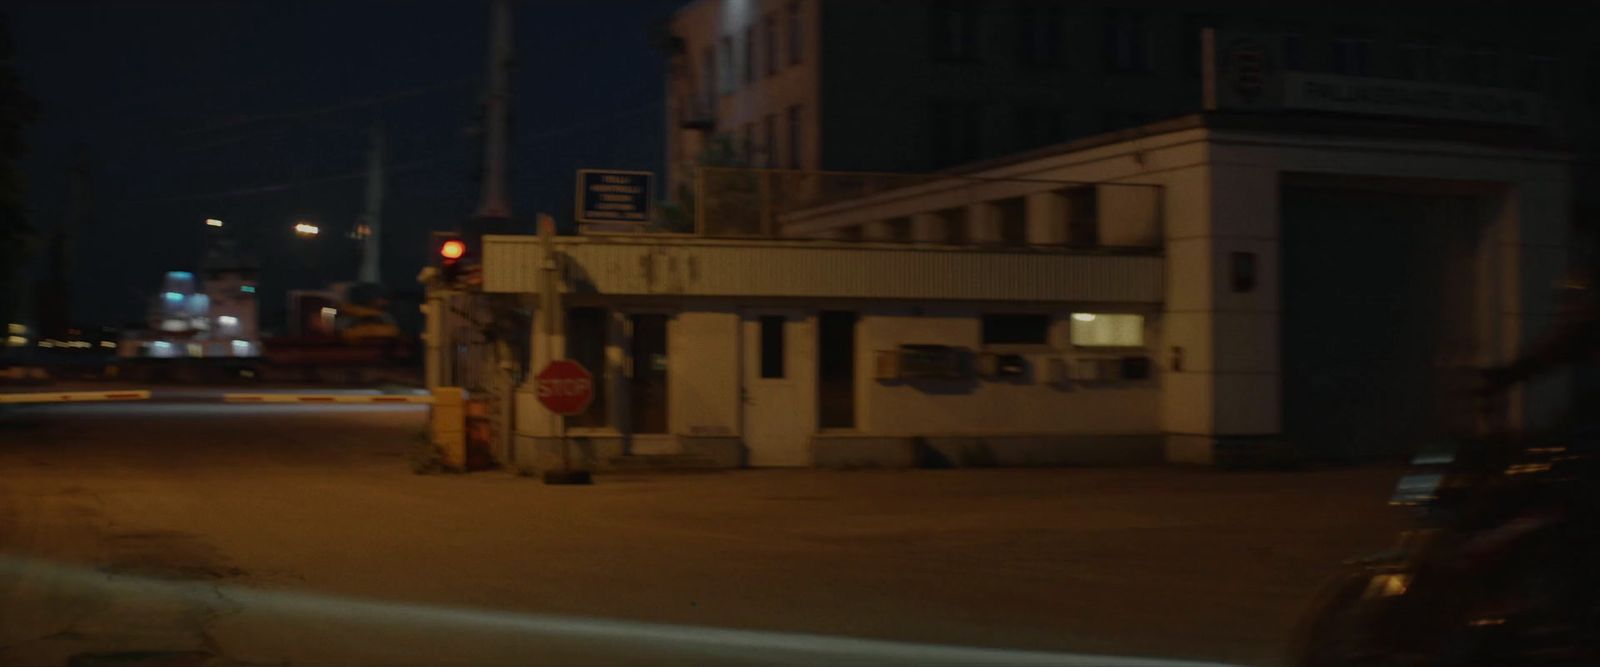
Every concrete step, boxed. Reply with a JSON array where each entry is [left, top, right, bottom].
[[604, 453, 725, 472]]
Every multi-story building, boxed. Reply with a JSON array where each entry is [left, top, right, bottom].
[[663, 1, 1599, 216]]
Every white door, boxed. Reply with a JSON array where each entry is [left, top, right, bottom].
[[742, 311, 813, 466]]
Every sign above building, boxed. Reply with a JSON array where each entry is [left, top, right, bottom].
[[576, 169, 653, 225], [1203, 28, 1543, 127]]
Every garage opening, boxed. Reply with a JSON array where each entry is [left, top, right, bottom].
[[1281, 180, 1490, 462]]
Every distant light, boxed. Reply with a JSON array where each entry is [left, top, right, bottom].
[[37, 340, 54, 348], [205, 218, 224, 228], [5, 323, 23, 335], [1072, 313, 1097, 322], [218, 315, 239, 327], [5, 335, 26, 347], [168, 271, 194, 279], [320, 307, 338, 317], [440, 240, 466, 260], [164, 291, 184, 302], [100, 340, 117, 349], [232, 340, 251, 355], [240, 285, 257, 294], [186, 343, 204, 358], [294, 222, 321, 237], [151, 341, 172, 349]]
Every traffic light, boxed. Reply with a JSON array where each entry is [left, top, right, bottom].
[[431, 232, 471, 284]]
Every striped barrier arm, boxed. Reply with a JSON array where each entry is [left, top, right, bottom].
[[222, 393, 434, 404], [0, 390, 152, 404]]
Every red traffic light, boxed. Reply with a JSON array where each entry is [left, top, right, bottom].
[[440, 240, 466, 261]]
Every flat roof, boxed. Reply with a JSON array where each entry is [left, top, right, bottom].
[[946, 110, 1569, 177]]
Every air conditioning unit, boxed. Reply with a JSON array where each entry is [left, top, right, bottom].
[[1069, 358, 1107, 381], [977, 352, 1027, 379], [875, 345, 968, 381]]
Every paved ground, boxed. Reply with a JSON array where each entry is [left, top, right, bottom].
[[0, 392, 1410, 666]]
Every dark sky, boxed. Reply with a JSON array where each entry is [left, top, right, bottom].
[[7, 0, 682, 331]]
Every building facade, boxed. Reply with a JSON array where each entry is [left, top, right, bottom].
[[484, 111, 1569, 469], [663, 1, 1599, 219]]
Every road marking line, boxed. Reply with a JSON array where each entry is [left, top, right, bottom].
[[222, 393, 433, 404], [0, 390, 152, 404]]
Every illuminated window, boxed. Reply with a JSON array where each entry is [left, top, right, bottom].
[[1070, 313, 1144, 347], [240, 285, 256, 294]]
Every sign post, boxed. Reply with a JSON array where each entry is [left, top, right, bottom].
[[575, 169, 654, 230], [536, 359, 594, 485]]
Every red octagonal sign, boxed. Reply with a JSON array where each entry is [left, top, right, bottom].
[[535, 360, 594, 416]]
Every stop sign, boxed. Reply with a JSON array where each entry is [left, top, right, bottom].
[[534, 360, 594, 415]]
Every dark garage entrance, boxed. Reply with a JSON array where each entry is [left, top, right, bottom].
[[1281, 181, 1488, 462]]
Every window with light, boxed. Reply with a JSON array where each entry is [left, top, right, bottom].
[[1069, 313, 1144, 347]]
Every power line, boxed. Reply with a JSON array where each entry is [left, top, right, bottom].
[[181, 78, 476, 136], [124, 158, 439, 204]]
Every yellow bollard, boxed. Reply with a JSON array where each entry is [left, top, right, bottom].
[[430, 387, 467, 470]]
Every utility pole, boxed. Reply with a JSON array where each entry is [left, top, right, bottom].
[[357, 125, 385, 284], [475, 0, 513, 224]]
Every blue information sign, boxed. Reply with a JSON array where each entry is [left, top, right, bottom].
[[576, 169, 653, 224]]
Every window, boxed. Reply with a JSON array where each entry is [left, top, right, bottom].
[[1105, 10, 1151, 72], [744, 25, 756, 84], [1520, 54, 1560, 91], [1014, 106, 1063, 149], [719, 36, 734, 93], [1282, 33, 1304, 72], [1398, 41, 1440, 80], [759, 315, 785, 378], [1461, 44, 1501, 86], [982, 314, 1049, 345], [764, 13, 778, 76], [1331, 37, 1370, 76], [1070, 313, 1144, 347], [701, 45, 717, 109], [786, 104, 802, 169], [1017, 2, 1063, 67], [929, 0, 978, 62], [763, 114, 777, 168], [1181, 15, 1215, 77], [742, 123, 754, 165], [787, 1, 802, 66], [930, 101, 981, 167]]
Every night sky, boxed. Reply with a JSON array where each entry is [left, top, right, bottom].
[[7, 0, 681, 332]]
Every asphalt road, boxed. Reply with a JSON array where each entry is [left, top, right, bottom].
[[0, 391, 1409, 667]]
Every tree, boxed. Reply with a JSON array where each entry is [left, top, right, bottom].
[[0, 12, 38, 333]]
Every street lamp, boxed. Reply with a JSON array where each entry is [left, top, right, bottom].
[[205, 218, 224, 228], [293, 222, 320, 238]]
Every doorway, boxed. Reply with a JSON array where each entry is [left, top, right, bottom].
[[628, 313, 669, 434], [817, 311, 857, 429], [742, 311, 813, 466]]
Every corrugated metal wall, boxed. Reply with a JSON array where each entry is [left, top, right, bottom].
[[484, 236, 1162, 303]]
